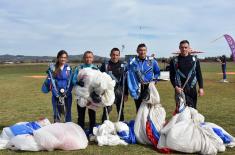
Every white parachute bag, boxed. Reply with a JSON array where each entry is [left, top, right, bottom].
[[6, 134, 43, 151], [134, 82, 166, 145], [157, 107, 235, 154], [34, 122, 88, 151], [0, 118, 50, 150]]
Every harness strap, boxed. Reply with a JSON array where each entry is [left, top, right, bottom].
[[48, 63, 72, 97], [105, 61, 124, 84], [135, 56, 154, 83], [174, 56, 197, 88]]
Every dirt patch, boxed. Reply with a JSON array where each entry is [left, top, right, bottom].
[[24, 75, 46, 79], [217, 72, 235, 75]]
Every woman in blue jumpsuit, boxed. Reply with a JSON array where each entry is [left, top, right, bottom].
[[42, 50, 73, 122]]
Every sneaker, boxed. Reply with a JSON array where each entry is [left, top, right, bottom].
[[223, 79, 229, 83], [219, 79, 224, 83]]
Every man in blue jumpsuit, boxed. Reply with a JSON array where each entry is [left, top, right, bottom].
[[128, 43, 160, 112]]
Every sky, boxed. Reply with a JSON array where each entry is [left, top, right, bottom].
[[0, 0, 234, 58]]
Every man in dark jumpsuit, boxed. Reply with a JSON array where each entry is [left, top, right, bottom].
[[169, 40, 204, 109], [100, 48, 128, 122]]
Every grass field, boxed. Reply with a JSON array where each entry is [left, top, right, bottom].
[[0, 62, 235, 155]]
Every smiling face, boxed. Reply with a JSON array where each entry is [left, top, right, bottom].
[[84, 52, 94, 64], [179, 42, 190, 56], [137, 46, 147, 59], [110, 50, 120, 63], [58, 53, 68, 66]]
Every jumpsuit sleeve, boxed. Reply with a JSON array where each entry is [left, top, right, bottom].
[[124, 74, 129, 96], [41, 73, 51, 93], [196, 60, 203, 89], [169, 59, 176, 88], [72, 67, 79, 86], [153, 59, 160, 80], [99, 62, 106, 72]]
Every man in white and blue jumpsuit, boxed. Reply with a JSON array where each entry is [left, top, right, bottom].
[[72, 51, 98, 134], [128, 43, 160, 112], [42, 63, 73, 122]]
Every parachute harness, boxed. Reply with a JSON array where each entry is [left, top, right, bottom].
[[173, 56, 197, 113], [47, 63, 72, 122], [173, 56, 197, 89]]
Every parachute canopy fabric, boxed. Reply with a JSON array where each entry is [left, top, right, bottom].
[[224, 34, 235, 62], [93, 120, 128, 146], [1, 121, 88, 151], [93, 120, 136, 146], [134, 82, 166, 145], [0, 118, 51, 150], [34, 122, 88, 151], [73, 68, 115, 111], [157, 106, 235, 154]]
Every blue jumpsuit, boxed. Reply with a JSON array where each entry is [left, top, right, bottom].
[[72, 64, 98, 134], [128, 56, 160, 112], [43, 63, 73, 122]]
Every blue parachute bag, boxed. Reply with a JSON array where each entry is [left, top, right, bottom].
[[10, 122, 41, 136]]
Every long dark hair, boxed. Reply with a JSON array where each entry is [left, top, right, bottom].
[[54, 50, 68, 76]]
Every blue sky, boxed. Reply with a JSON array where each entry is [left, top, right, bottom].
[[0, 0, 234, 58]]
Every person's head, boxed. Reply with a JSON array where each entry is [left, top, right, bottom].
[[137, 43, 147, 59], [56, 50, 68, 66], [83, 51, 94, 64], [179, 40, 190, 56], [54, 50, 68, 76], [110, 48, 120, 63]]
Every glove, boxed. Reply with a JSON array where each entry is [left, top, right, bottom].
[[90, 91, 102, 103], [77, 80, 85, 87], [141, 85, 150, 100]]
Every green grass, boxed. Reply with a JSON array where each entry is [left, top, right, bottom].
[[0, 62, 235, 155]]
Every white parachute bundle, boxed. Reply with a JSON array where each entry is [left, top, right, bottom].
[[1, 121, 88, 151], [93, 120, 128, 146], [73, 68, 116, 110], [6, 134, 43, 151], [157, 107, 235, 154], [0, 118, 51, 150], [34, 122, 88, 151], [134, 82, 166, 145]]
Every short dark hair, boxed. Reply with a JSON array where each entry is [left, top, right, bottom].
[[137, 43, 147, 51], [179, 40, 190, 46], [110, 48, 120, 55], [83, 50, 93, 59]]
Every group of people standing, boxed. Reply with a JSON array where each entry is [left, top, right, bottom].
[[42, 40, 204, 137]]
